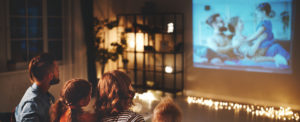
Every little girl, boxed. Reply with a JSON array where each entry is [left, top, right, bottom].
[[246, 2, 290, 62], [228, 16, 287, 67], [50, 79, 95, 122]]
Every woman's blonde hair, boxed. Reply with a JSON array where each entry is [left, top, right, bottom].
[[95, 70, 135, 117], [228, 16, 239, 34]]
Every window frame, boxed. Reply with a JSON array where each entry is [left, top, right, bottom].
[[6, 0, 64, 70]]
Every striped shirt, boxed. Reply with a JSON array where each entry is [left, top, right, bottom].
[[101, 110, 145, 122]]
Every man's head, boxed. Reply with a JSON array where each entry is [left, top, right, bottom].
[[28, 53, 59, 86], [206, 13, 226, 32]]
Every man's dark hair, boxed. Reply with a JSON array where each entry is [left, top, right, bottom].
[[206, 13, 220, 27], [28, 53, 55, 82]]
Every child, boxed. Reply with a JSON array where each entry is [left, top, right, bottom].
[[228, 16, 266, 59], [50, 79, 94, 122], [246, 2, 290, 63], [152, 97, 182, 122], [228, 16, 287, 67], [228, 16, 248, 58]]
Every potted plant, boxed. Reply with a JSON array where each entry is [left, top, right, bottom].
[[94, 18, 128, 75]]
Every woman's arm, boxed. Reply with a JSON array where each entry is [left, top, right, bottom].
[[246, 26, 266, 42], [248, 33, 267, 57]]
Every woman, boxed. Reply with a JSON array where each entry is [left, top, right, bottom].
[[50, 79, 94, 122], [95, 70, 144, 122]]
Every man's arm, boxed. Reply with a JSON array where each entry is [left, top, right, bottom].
[[216, 45, 235, 53], [207, 36, 236, 54], [20, 102, 40, 122], [206, 37, 218, 51]]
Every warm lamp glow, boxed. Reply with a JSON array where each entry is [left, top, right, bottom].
[[165, 66, 173, 73], [167, 22, 174, 33], [127, 33, 148, 51], [129, 40, 135, 49]]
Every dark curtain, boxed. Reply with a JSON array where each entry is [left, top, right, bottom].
[[80, 0, 98, 92]]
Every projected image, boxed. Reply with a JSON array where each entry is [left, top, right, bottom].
[[193, 0, 293, 73]]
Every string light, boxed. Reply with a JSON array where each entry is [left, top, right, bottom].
[[187, 96, 300, 121]]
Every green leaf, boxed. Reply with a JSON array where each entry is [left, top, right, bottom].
[[121, 39, 127, 45]]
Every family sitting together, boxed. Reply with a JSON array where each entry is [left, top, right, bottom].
[[14, 53, 182, 122], [204, 2, 290, 67]]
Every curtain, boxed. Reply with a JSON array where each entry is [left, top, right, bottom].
[[80, 0, 98, 88], [0, 0, 7, 73], [61, 0, 88, 82]]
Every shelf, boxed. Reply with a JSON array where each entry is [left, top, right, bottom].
[[117, 13, 184, 95], [118, 12, 184, 16], [126, 50, 183, 54], [133, 85, 184, 94], [117, 67, 183, 73], [134, 30, 184, 35]]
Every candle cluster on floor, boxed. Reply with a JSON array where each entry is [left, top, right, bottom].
[[187, 96, 300, 121], [134, 91, 158, 109]]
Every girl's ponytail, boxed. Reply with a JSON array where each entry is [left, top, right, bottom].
[[69, 107, 83, 122], [50, 98, 67, 122], [268, 10, 275, 18]]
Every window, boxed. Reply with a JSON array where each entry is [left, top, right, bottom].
[[9, 0, 63, 63]]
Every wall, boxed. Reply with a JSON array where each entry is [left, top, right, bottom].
[[95, 0, 300, 110]]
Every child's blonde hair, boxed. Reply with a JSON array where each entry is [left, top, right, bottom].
[[153, 97, 182, 122]]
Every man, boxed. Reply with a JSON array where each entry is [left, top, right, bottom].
[[201, 13, 236, 62], [15, 53, 60, 122]]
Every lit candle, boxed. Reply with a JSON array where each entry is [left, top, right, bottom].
[[186, 96, 300, 121]]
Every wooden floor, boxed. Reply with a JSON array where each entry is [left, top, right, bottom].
[[131, 91, 299, 122], [1, 93, 298, 122], [173, 96, 298, 122]]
